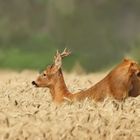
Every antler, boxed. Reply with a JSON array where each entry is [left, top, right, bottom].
[[60, 48, 71, 58], [54, 48, 71, 68]]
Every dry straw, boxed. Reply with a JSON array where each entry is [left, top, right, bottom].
[[0, 71, 140, 140]]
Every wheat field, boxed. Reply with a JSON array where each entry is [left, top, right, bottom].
[[0, 70, 140, 140]]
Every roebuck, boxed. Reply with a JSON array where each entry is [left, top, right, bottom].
[[32, 49, 140, 103]]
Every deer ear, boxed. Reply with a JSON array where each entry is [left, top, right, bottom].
[[123, 58, 130, 62], [50, 64, 61, 75], [129, 62, 137, 73], [54, 51, 62, 68]]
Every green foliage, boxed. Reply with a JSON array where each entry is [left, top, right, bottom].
[[0, 0, 140, 72], [0, 34, 75, 71]]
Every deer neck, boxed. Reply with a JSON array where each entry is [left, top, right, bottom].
[[49, 71, 72, 102]]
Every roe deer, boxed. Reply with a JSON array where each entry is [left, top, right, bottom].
[[32, 49, 140, 103]]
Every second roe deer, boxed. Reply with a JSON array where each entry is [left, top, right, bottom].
[[32, 49, 140, 103]]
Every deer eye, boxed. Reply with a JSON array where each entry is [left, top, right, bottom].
[[43, 73, 46, 76], [137, 72, 140, 77]]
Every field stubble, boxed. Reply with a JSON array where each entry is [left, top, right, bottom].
[[0, 70, 140, 140]]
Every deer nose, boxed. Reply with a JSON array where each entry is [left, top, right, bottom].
[[32, 81, 38, 86]]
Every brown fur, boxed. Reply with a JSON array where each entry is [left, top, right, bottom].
[[32, 51, 140, 104], [129, 73, 140, 97]]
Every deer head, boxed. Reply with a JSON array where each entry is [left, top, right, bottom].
[[32, 48, 71, 87]]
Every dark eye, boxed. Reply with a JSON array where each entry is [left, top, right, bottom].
[[43, 73, 46, 76], [137, 72, 140, 77]]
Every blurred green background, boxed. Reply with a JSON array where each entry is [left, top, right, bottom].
[[0, 0, 140, 72]]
